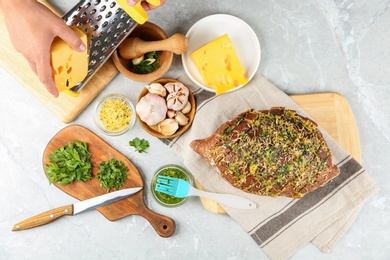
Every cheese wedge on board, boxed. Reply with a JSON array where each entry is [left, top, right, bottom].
[[190, 34, 248, 95], [50, 26, 88, 97]]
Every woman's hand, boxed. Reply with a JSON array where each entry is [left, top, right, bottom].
[[0, 0, 86, 98], [127, 0, 166, 10]]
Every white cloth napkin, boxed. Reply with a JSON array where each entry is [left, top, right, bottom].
[[163, 73, 378, 259]]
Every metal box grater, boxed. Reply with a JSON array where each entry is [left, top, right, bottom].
[[62, 0, 138, 93]]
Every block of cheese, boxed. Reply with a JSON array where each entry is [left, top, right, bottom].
[[190, 34, 248, 95], [50, 26, 88, 96]]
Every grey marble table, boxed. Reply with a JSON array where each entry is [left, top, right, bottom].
[[1, 0, 389, 259]]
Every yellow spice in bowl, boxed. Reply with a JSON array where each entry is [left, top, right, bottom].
[[99, 99, 133, 132]]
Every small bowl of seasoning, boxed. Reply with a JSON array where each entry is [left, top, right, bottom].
[[150, 164, 193, 208], [94, 94, 136, 136]]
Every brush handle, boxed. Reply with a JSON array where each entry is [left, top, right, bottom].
[[188, 186, 257, 210]]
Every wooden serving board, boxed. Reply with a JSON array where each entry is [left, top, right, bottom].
[[42, 125, 175, 237], [196, 92, 361, 214], [0, 1, 118, 124]]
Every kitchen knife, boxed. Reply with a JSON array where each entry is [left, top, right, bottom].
[[12, 187, 142, 231]]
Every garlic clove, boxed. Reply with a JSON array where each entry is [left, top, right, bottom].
[[175, 111, 189, 126], [164, 82, 190, 111], [144, 58, 156, 65], [146, 83, 166, 97], [136, 93, 167, 126], [158, 118, 179, 136], [181, 101, 191, 114], [132, 55, 144, 65], [167, 109, 176, 118]]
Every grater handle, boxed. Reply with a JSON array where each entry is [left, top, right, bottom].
[[116, 0, 161, 25]]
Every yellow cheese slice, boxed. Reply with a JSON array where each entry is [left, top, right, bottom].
[[190, 34, 248, 95], [50, 26, 88, 97]]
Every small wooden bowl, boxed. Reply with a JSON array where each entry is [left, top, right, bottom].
[[136, 78, 196, 139], [112, 22, 173, 82]]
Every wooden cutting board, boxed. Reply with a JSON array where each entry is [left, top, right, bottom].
[[196, 92, 361, 214], [0, 1, 118, 124], [42, 125, 175, 237]]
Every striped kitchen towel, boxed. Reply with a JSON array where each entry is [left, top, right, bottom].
[[163, 73, 378, 259]]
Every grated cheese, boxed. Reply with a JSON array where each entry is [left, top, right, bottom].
[[207, 108, 334, 198], [99, 98, 133, 132]]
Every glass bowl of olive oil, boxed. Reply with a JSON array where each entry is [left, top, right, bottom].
[[150, 164, 193, 207]]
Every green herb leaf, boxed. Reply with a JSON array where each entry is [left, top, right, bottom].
[[44, 141, 92, 185], [130, 51, 161, 74], [96, 159, 128, 193], [129, 137, 150, 153]]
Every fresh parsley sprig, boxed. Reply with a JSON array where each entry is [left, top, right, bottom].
[[129, 137, 150, 153]]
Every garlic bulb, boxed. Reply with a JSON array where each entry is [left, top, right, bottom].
[[164, 82, 189, 111], [158, 118, 179, 136], [136, 93, 167, 126], [146, 83, 166, 97], [175, 111, 189, 126]]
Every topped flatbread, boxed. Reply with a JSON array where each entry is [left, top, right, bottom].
[[190, 107, 339, 198]]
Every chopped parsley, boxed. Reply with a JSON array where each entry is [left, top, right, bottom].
[[45, 141, 92, 185], [96, 159, 128, 192]]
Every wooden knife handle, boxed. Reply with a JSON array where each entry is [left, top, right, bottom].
[[137, 204, 176, 237], [12, 204, 74, 231]]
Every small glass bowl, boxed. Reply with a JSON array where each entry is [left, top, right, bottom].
[[150, 164, 193, 208], [94, 94, 136, 136]]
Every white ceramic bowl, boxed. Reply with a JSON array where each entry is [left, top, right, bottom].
[[182, 14, 261, 93]]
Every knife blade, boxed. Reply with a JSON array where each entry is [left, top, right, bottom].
[[12, 187, 142, 231]]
